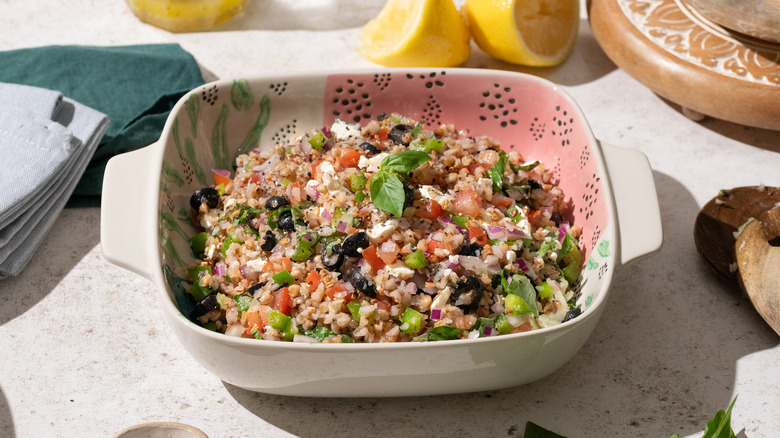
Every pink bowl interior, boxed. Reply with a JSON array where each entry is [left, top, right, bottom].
[[323, 71, 608, 261]]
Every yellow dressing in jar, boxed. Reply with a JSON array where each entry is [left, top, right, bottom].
[[126, 0, 247, 32]]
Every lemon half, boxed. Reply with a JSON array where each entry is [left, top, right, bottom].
[[359, 0, 471, 68], [464, 0, 580, 67]]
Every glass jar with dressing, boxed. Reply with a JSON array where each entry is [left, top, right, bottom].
[[126, 0, 247, 32]]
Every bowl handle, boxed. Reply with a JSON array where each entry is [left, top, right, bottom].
[[100, 143, 160, 279], [599, 140, 663, 267]]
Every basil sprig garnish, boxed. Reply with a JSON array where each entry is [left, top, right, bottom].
[[369, 150, 431, 216], [486, 150, 508, 192]]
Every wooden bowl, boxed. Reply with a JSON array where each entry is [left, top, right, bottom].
[[682, 0, 780, 42]]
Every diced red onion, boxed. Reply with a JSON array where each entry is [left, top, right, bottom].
[[437, 216, 465, 233], [516, 257, 532, 275], [215, 263, 227, 276], [484, 255, 501, 274], [321, 126, 332, 139], [507, 226, 530, 240], [342, 281, 355, 293], [491, 301, 505, 314], [300, 142, 312, 156], [225, 324, 245, 337], [305, 183, 319, 200], [431, 232, 444, 242], [321, 209, 333, 221], [483, 326, 495, 337], [212, 168, 230, 178], [336, 220, 347, 232], [239, 264, 259, 281], [430, 308, 442, 320], [486, 225, 508, 240], [303, 233, 315, 242], [252, 148, 262, 154], [468, 330, 481, 339]]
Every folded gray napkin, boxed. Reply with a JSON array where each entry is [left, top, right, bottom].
[[0, 82, 108, 279]]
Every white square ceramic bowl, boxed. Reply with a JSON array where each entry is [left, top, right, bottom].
[[101, 68, 662, 397]]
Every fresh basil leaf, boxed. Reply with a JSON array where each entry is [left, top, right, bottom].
[[380, 150, 432, 174], [305, 325, 337, 341], [414, 325, 462, 341], [524, 421, 567, 438], [486, 150, 508, 192], [702, 396, 738, 438], [506, 274, 538, 316], [369, 170, 406, 216], [511, 160, 540, 173]]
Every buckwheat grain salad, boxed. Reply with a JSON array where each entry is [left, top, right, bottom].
[[185, 113, 584, 343]]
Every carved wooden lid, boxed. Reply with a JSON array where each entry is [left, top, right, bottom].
[[588, 0, 780, 130]]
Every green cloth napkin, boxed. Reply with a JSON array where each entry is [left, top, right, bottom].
[[0, 44, 206, 206]]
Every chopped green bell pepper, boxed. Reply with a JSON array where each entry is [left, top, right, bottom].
[[400, 307, 423, 334], [404, 249, 428, 269]]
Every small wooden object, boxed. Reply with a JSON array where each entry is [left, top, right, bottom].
[[735, 207, 780, 335], [694, 186, 780, 287], [588, 0, 780, 130]]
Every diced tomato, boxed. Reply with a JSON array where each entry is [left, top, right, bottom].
[[325, 283, 345, 300], [249, 173, 260, 184], [214, 171, 232, 187], [467, 222, 488, 245], [466, 162, 492, 175], [513, 322, 533, 333], [286, 181, 302, 205], [271, 287, 292, 315], [489, 193, 513, 208], [426, 230, 453, 259], [527, 209, 547, 227], [311, 158, 323, 178], [375, 128, 390, 142], [375, 298, 392, 312], [361, 245, 387, 274], [305, 270, 321, 291], [414, 199, 444, 221], [269, 256, 294, 273], [452, 189, 483, 217], [336, 148, 363, 169], [242, 306, 270, 335]]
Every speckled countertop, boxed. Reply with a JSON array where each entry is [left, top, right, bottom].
[[1, 1, 779, 437]]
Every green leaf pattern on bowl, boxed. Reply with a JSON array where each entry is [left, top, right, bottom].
[[236, 94, 271, 157], [158, 81, 275, 299], [231, 78, 254, 111], [211, 104, 231, 171], [184, 93, 200, 139]]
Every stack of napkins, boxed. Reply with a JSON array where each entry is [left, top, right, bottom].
[[0, 43, 206, 278], [0, 83, 108, 279]]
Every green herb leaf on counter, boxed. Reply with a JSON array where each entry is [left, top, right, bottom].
[[701, 396, 738, 438], [525, 421, 567, 438]]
